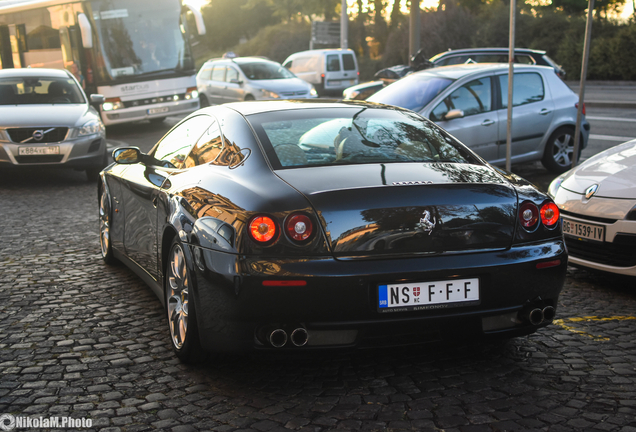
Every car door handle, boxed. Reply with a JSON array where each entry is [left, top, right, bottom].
[[481, 119, 495, 126], [539, 108, 552, 115]]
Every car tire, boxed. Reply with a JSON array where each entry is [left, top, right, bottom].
[[165, 238, 206, 363], [244, 94, 255, 101], [541, 126, 580, 174], [99, 187, 118, 265], [199, 94, 210, 107]]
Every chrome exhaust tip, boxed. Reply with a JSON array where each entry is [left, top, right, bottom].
[[269, 329, 287, 348], [542, 306, 556, 322], [528, 308, 544, 325], [290, 327, 308, 347]]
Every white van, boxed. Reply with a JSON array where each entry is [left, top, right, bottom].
[[283, 49, 359, 95]]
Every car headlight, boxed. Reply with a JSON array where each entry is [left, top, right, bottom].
[[548, 175, 565, 199], [79, 119, 105, 136], [260, 89, 280, 99], [102, 98, 123, 111], [310, 87, 318, 97]]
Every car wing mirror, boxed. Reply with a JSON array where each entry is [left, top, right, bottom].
[[230, 79, 242, 85], [444, 109, 464, 121], [90, 94, 105, 104], [112, 147, 141, 164]]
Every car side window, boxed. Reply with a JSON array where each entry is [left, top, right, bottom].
[[430, 78, 492, 121], [211, 66, 225, 82], [226, 67, 239, 83], [185, 120, 223, 167], [444, 55, 470, 66], [199, 66, 213, 80], [153, 115, 212, 168], [283, 60, 292, 69], [499, 73, 544, 108], [326, 54, 340, 72], [515, 55, 535, 65]]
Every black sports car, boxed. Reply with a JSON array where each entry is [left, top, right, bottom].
[[99, 100, 566, 363]]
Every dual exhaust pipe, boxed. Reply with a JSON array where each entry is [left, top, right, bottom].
[[526, 305, 556, 325], [269, 327, 308, 348]]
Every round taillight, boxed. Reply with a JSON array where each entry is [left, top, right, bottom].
[[285, 213, 313, 242], [519, 202, 539, 230], [541, 202, 560, 228], [249, 216, 278, 243]]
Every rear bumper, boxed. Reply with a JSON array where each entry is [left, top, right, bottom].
[[189, 239, 567, 352]]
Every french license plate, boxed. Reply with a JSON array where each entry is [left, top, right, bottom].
[[18, 146, 60, 156], [328, 80, 341, 86], [148, 107, 169, 115], [562, 217, 605, 241], [378, 278, 479, 312]]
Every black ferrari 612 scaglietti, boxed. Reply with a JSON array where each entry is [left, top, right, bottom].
[[99, 100, 566, 363]]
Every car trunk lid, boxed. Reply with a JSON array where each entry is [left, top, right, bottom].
[[275, 163, 518, 258]]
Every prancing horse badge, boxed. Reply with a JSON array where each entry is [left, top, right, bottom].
[[418, 210, 436, 235]]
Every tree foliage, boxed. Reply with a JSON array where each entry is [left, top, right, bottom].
[[196, 0, 636, 81]]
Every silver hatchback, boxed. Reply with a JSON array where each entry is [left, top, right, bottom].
[[368, 63, 590, 173], [197, 57, 318, 105]]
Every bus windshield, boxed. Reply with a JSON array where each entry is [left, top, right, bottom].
[[90, 0, 194, 80]]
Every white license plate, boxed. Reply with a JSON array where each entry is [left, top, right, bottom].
[[378, 278, 479, 312], [148, 107, 169, 115], [562, 217, 605, 241], [328, 80, 341, 85], [18, 146, 60, 156]]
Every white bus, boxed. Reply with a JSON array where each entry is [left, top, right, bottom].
[[0, 0, 206, 125]]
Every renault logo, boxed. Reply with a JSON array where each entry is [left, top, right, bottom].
[[585, 184, 599, 200], [32, 130, 44, 141]]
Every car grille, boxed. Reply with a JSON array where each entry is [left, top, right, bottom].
[[14, 155, 64, 164], [280, 91, 309, 97], [8, 127, 69, 143], [566, 234, 636, 267]]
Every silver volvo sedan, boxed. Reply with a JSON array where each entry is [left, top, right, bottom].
[[0, 68, 107, 181]]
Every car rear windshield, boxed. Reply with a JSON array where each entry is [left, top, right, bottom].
[[368, 75, 453, 113], [0, 77, 85, 105], [249, 106, 480, 169], [238, 62, 295, 80]]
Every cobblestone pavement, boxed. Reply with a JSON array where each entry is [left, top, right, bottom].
[[1, 168, 636, 432]]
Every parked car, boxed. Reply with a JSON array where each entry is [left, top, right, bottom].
[[196, 57, 317, 105], [0, 68, 107, 181], [283, 49, 359, 95], [99, 99, 566, 362], [548, 140, 636, 277], [344, 47, 565, 100], [430, 48, 566, 79], [368, 63, 589, 173]]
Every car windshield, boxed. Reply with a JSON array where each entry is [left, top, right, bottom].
[[368, 75, 453, 112], [0, 77, 85, 105], [238, 62, 295, 80], [249, 106, 479, 169]]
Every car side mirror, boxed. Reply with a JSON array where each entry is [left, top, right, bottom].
[[90, 94, 105, 104], [230, 79, 242, 85], [113, 147, 141, 164], [444, 109, 464, 120]]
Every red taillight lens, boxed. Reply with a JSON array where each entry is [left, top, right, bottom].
[[540, 202, 560, 228], [249, 216, 278, 243], [519, 202, 539, 230], [285, 213, 313, 242], [575, 102, 586, 115]]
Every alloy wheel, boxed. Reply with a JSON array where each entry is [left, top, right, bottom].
[[167, 244, 189, 349], [550, 132, 574, 168], [99, 192, 110, 258]]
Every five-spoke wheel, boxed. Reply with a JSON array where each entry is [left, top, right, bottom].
[[99, 189, 116, 264], [165, 239, 204, 362], [542, 127, 579, 174]]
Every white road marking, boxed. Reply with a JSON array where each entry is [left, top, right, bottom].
[[586, 116, 636, 123], [589, 134, 636, 142]]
